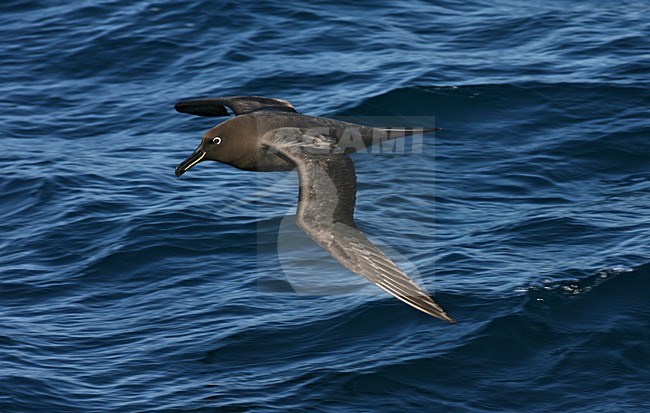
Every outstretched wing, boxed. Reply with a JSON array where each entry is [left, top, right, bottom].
[[263, 127, 455, 323], [175, 96, 299, 117]]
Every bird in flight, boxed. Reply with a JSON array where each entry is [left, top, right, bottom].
[[175, 96, 454, 323]]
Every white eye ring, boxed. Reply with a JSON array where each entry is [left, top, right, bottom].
[[212, 136, 222, 145]]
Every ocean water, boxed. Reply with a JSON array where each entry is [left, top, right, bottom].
[[1, 0, 649, 411]]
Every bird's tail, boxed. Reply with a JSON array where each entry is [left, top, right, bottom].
[[352, 126, 439, 154], [380, 127, 440, 138]]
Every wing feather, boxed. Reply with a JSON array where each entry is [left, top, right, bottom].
[[263, 128, 455, 323], [175, 96, 298, 117]]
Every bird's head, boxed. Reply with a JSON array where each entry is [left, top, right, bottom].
[[175, 124, 234, 177]]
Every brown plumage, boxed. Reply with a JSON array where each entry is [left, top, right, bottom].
[[175, 96, 453, 323]]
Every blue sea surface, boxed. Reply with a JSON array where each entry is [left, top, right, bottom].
[[1, 0, 649, 411]]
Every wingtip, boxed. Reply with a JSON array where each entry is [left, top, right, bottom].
[[174, 99, 231, 117], [426, 308, 456, 324], [441, 313, 457, 324], [421, 297, 456, 324]]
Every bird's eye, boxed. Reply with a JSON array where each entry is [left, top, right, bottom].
[[211, 136, 222, 145]]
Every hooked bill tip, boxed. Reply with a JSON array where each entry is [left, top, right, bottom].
[[175, 149, 206, 177]]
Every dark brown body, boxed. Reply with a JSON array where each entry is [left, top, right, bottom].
[[174, 96, 452, 322], [210, 112, 417, 171]]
